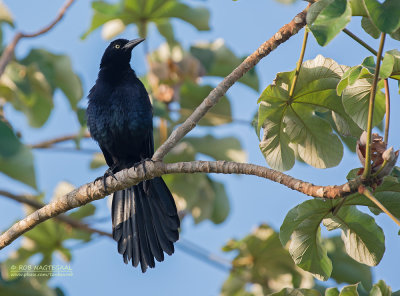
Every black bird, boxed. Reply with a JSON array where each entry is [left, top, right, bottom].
[[86, 38, 180, 272]]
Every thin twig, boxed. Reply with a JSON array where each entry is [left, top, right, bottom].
[[343, 29, 378, 56], [359, 186, 400, 228], [289, 29, 309, 99], [0, 159, 367, 250], [383, 79, 390, 145], [0, 0, 75, 77], [363, 33, 386, 179], [29, 132, 90, 149], [152, 6, 309, 161]]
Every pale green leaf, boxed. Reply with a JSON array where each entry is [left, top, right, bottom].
[[323, 206, 385, 266]]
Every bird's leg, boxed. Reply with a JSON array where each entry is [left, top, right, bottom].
[[95, 164, 119, 194], [133, 158, 153, 193], [133, 158, 154, 174]]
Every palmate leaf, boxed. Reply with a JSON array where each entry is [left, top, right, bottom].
[[341, 78, 386, 130], [258, 55, 351, 171], [323, 206, 385, 266], [0, 121, 36, 188], [280, 199, 333, 281], [82, 0, 210, 40], [280, 197, 385, 281], [307, 0, 352, 46]]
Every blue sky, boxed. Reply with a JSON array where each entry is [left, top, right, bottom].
[[0, 0, 399, 295]]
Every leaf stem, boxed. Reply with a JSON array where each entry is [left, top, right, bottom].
[[359, 186, 400, 228], [288, 29, 309, 99], [383, 79, 390, 145], [332, 197, 346, 216], [362, 33, 386, 179], [342, 28, 378, 56]]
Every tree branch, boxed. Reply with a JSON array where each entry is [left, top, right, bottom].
[[0, 160, 364, 250], [152, 6, 309, 161], [0, 0, 75, 77], [0, 189, 231, 271], [0, 189, 111, 238], [29, 132, 90, 149]]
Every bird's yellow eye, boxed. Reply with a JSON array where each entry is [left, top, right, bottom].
[[114, 44, 120, 49]]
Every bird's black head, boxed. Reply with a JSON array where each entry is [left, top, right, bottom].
[[100, 38, 145, 69]]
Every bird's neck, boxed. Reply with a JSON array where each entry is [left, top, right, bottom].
[[98, 64, 136, 85]]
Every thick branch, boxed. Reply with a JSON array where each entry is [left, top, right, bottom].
[[0, 160, 363, 250], [152, 6, 309, 161], [0, 0, 75, 77]]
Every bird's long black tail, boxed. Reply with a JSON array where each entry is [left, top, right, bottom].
[[111, 177, 180, 272]]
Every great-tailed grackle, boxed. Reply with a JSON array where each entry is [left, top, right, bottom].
[[86, 38, 180, 272]]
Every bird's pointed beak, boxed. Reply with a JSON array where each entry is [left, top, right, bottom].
[[123, 38, 145, 51]]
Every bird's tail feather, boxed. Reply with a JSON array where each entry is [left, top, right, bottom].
[[111, 177, 180, 272]]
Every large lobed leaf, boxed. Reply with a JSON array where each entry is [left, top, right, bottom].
[[280, 197, 385, 281], [258, 55, 350, 171]]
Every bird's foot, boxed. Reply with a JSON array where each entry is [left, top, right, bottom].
[[95, 167, 118, 194], [133, 158, 153, 175]]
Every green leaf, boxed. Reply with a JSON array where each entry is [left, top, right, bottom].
[[326, 288, 340, 296], [280, 199, 333, 281], [380, 53, 395, 79], [0, 121, 36, 188], [307, 0, 352, 46], [349, 0, 368, 16], [163, 173, 229, 224], [258, 55, 348, 171], [21, 49, 83, 111], [154, 19, 176, 44], [2, 62, 53, 127], [82, 0, 210, 41], [184, 135, 246, 162], [342, 78, 386, 130], [343, 177, 400, 219], [179, 82, 232, 126], [323, 206, 385, 266], [370, 280, 392, 296], [364, 0, 400, 33], [387, 49, 400, 79], [81, 1, 124, 39], [324, 236, 372, 289], [0, 275, 64, 296], [270, 288, 321, 296], [361, 17, 381, 39], [340, 284, 359, 296], [0, 0, 14, 26], [223, 224, 313, 293], [190, 40, 259, 91]]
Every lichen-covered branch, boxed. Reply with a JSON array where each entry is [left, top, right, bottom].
[[152, 6, 309, 161], [0, 0, 75, 77], [0, 160, 363, 250]]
